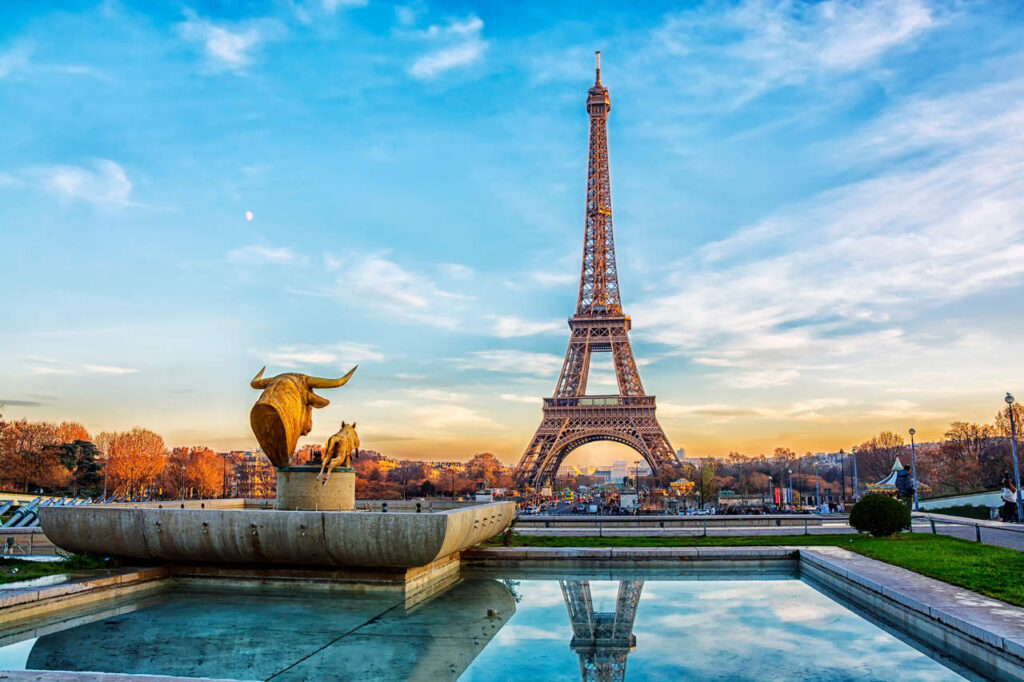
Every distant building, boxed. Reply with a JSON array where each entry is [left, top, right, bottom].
[[611, 460, 629, 482], [225, 451, 276, 498]]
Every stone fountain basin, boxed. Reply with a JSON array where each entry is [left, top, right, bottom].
[[39, 501, 515, 569]]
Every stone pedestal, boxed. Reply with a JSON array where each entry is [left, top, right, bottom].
[[276, 466, 355, 511]]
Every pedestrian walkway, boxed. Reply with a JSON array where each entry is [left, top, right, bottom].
[[911, 513, 1024, 552]]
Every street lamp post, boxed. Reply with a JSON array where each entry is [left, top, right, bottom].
[[787, 468, 793, 511], [838, 449, 846, 504], [768, 475, 773, 508], [1007, 393, 1022, 524], [852, 447, 859, 502], [814, 458, 820, 510], [909, 428, 919, 512], [634, 460, 641, 492]]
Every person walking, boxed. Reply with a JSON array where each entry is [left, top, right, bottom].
[[1000, 474, 1018, 523]]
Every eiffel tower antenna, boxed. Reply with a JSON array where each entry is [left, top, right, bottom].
[[514, 55, 680, 488]]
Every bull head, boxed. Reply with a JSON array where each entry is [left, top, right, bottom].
[[249, 366, 357, 467]]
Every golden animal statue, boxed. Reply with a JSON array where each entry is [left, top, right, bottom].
[[319, 421, 360, 485], [249, 366, 357, 468]]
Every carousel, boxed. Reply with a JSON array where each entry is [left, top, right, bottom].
[[866, 456, 930, 498]]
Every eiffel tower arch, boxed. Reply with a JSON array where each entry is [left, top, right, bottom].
[[561, 580, 645, 681], [515, 53, 681, 488]]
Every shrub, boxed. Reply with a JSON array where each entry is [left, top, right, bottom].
[[59, 553, 115, 570], [849, 493, 911, 537]]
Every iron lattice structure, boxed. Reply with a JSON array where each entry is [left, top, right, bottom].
[[561, 580, 644, 682], [515, 54, 680, 487]]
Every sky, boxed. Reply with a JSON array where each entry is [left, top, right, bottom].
[[1, 0, 1023, 465]]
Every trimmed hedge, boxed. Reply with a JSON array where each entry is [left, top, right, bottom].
[[849, 493, 911, 537]]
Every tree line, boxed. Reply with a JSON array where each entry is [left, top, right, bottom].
[[0, 413, 225, 499]]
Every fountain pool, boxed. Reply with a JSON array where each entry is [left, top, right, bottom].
[[0, 565, 989, 681]]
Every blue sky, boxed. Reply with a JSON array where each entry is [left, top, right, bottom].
[[2, 0, 1023, 463]]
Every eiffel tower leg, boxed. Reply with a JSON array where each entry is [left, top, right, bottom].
[[555, 331, 591, 397]]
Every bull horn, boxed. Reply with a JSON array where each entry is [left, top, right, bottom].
[[306, 365, 357, 389], [250, 367, 272, 389]]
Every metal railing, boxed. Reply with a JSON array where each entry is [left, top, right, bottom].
[[913, 512, 1024, 543]]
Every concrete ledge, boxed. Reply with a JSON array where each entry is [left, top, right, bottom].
[[39, 502, 515, 569], [0, 567, 169, 625], [800, 547, 1024, 680], [0, 672, 246, 682], [462, 546, 797, 565]]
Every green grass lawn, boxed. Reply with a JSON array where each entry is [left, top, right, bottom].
[[0, 557, 71, 585], [0, 554, 115, 585], [488, 532, 1024, 607]]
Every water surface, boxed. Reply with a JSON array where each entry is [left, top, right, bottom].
[[0, 567, 977, 681]]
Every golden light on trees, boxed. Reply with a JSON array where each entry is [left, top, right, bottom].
[[102, 427, 166, 499]]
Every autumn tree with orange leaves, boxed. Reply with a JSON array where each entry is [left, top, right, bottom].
[[101, 428, 166, 499]]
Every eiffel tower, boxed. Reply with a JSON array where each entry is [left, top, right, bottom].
[[515, 53, 680, 487], [561, 580, 645, 682]]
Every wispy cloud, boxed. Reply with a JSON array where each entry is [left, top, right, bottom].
[[24, 357, 138, 376], [227, 244, 302, 265], [176, 11, 281, 71], [409, 16, 488, 80], [0, 398, 44, 407], [260, 343, 383, 369], [489, 316, 563, 338], [329, 255, 469, 327], [652, 0, 940, 107], [528, 270, 576, 287], [38, 160, 134, 206], [634, 72, 1024, 392], [413, 404, 493, 429], [454, 350, 563, 377], [0, 43, 32, 79], [323, 0, 368, 13], [500, 393, 539, 404]]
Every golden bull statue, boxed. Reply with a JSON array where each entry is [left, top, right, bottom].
[[249, 366, 356, 467], [319, 421, 360, 484]]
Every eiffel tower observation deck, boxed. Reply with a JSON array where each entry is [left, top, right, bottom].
[[515, 54, 681, 487]]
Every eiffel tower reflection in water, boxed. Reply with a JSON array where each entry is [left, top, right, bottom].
[[560, 580, 645, 682]]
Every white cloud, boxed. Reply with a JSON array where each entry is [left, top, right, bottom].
[[490, 316, 563, 338], [227, 244, 301, 265], [417, 16, 483, 40], [633, 73, 1024, 393], [331, 255, 468, 327], [409, 16, 488, 80], [652, 0, 939, 106], [0, 43, 31, 79], [40, 160, 134, 206], [323, 0, 368, 13], [410, 41, 487, 80], [261, 343, 383, 369], [82, 364, 140, 375], [404, 388, 468, 402], [528, 270, 577, 287], [500, 393, 539, 404], [176, 12, 277, 71], [440, 263, 473, 279], [413, 404, 492, 429], [455, 350, 563, 377], [24, 357, 138, 376]]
